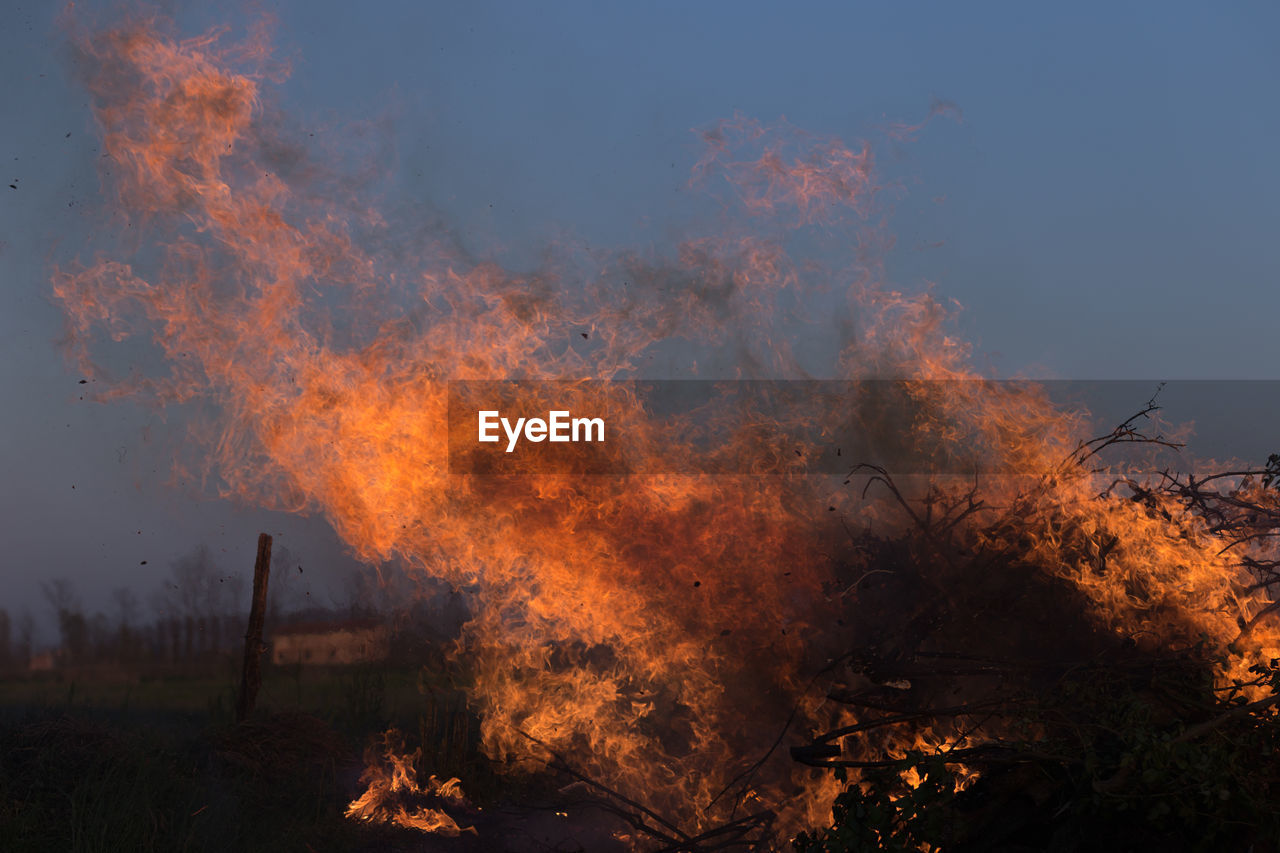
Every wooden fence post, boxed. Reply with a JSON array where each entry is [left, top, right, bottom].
[[235, 533, 272, 723]]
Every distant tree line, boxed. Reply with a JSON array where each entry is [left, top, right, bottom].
[[0, 608, 34, 674], [0, 543, 469, 675]]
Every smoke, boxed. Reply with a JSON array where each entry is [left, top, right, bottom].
[[55, 11, 1203, 846]]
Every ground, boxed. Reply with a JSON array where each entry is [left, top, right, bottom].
[[0, 663, 632, 853]]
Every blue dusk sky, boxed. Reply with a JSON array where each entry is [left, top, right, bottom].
[[1, 1, 1276, 635]]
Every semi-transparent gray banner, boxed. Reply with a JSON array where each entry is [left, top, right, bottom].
[[446, 380, 1279, 475]]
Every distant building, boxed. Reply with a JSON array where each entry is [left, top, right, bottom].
[[28, 650, 57, 672], [270, 618, 389, 666]]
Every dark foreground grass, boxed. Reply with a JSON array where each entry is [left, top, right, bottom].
[[0, 664, 493, 853], [0, 664, 428, 723], [0, 706, 416, 853], [0, 663, 618, 852]]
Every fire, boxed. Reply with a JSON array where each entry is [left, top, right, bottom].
[[345, 730, 473, 835], [52, 10, 1280, 850]]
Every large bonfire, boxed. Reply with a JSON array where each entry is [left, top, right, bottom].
[[53, 12, 1280, 851]]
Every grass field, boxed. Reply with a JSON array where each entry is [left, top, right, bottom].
[[0, 664, 428, 723], [0, 663, 509, 853]]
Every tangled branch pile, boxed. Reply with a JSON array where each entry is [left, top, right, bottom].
[[795, 411, 1280, 852]]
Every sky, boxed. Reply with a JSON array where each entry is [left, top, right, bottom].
[[2, 1, 1277, 639]]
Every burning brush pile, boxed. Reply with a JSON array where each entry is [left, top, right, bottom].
[[50, 11, 1280, 852], [791, 424, 1280, 851]]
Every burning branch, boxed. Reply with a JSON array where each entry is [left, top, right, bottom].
[[519, 730, 776, 852]]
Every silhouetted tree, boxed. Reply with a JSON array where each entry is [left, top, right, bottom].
[[0, 608, 11, 673], [266, 545, 307, 621], [112, 587, 141, 663], [42, 578, 88, 665], [88, 611, 111, 663], [15, 609, 33, 668]]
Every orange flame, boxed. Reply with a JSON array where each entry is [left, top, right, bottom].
[[53, 12, 1280, 847], [345, 730, 473, 835]]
